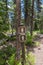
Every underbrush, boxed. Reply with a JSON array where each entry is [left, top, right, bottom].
[[25, 32, 33, 46], [0, 33, 8, 40], [0, 44, 16, 65], [8, 36, 16, 41], [40, 30, 43, 34], [7, 52, 35, 65], [25, 32, 40, 47], [25, 52, 35, 65]]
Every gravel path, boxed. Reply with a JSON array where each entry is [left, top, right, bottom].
[[33, 34, 43, 65]]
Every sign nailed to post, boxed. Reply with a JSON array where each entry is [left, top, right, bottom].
[[18, 24, 26, 42], [18, 24, 26, 65], [19, 35, 26, 42], [18, 26, 26, 34]]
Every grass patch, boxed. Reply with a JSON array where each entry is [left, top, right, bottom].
[[7, 52, 35, 65], [25, 52, 35, 65], [34, 41, 40, 47]]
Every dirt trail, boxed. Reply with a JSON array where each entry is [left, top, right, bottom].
[[33, 34, 43, 65]]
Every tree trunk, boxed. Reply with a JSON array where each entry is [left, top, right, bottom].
[[16, 0, 21, 60], [24, 0, 29, 31], [30, 0, 34, 36]]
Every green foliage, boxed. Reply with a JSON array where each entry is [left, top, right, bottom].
[[34, 22, 38, 30], [40, 30, 43, 34], [25, 52, 35, 65], [7, 51, 35, 65], [7, 54, 21, 65], [0, 44, 16, 65], [8, 36, 16, 41], [0, 0, 9, 33], [7, 54, 15, 65], [0, 33, 8, 40], [26, 32, 33, 46], [0, 53, 5, 65], [0, 22, 9, 32]]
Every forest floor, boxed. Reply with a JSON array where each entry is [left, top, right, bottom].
[[0, 33, 43, 65], [32, 34, 43, 65], [26, 34, 43, 65]]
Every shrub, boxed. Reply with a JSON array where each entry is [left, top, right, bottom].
[[0, 33, 8, 40], [34, 22, 38, 30], [7, 54, 21, 65], [25, 52, 35, 65], [7, 52, 35, 65], [40, 30, 43, 34], [0, 45, 16, 65], [8, 36, 16, 41], [25, 32, 33, 46]]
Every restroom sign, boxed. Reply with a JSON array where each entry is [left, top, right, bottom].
[[18, 25, 26, 34], [19, 35, 26, 42], [18, 25, 26, 42]]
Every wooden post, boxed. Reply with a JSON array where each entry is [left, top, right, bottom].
[[21, 43, 25, 65], [18, 25, 26, 65], [16, 1, 26, 65]]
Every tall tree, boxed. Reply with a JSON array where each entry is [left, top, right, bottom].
[[24, 0, 31, 31], [36, 0, 42, 30], [30, 0, 34, 36], [16, 0, 21, 60]]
